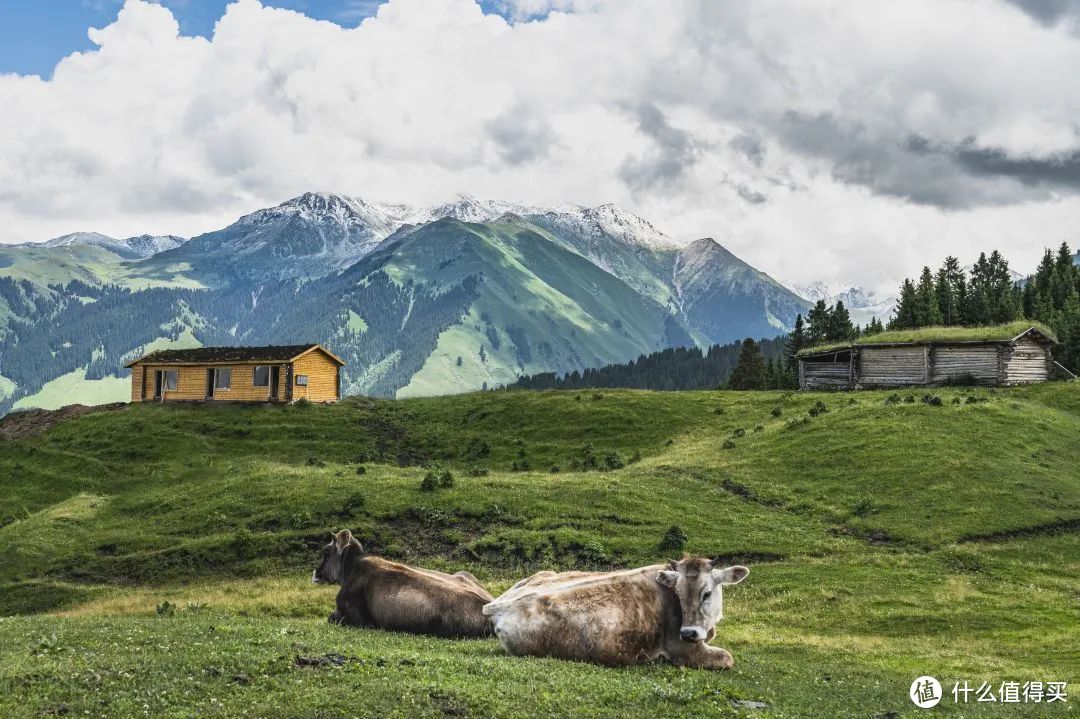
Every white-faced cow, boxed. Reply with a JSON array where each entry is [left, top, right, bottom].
[[312, 529, 493, 638], [482, 557, 749, 669]]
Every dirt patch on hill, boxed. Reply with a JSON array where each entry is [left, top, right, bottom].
[[0, 403, 127, 440]]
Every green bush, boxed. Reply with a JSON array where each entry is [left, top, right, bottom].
[[770, 405, 783, 417], [659, 525, 688, 552], [420, 473, 439, 492], [467, 466, 489, 477], [603, 452, 625, 470], [438, 470, 454, 488], [723, 439, 737, 449], [732, 427, 746, 438]]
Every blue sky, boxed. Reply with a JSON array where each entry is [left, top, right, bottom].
[[0, 0, 507, 77]]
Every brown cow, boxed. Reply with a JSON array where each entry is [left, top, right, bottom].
[[312, 529, 493, 637], [482, 557, 749, 669]]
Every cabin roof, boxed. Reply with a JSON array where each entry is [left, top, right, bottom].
[[797, 322, 1057, 358], [124, 343, 345, 367]]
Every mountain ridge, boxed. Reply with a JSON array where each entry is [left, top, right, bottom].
[[0, 192, 809, 413]]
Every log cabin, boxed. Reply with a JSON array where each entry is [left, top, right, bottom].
[[125, 344, 345, 404], [797, 325, 1065, 390]]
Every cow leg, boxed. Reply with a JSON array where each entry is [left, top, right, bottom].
[[669, 643, 734, 671], [328, 609, 345, 625]]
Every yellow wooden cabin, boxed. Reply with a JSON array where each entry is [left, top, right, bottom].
[[125, 344, 345, 404]]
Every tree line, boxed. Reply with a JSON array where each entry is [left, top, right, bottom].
[[890, 244, 1080, 371]]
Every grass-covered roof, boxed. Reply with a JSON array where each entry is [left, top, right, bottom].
[[798, 321, 1057, 356]]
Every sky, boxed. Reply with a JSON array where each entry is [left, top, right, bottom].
[[1, 0, 1079, 294]]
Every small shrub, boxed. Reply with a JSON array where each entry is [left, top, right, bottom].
[[438, 470, 454, 488], [770, 405, 783, 417], [579, 539, 608, 563], [294, 398, 311, 408], [156, 601, 176, 618], [420, 473, 439, 491], [808, 400, 829, 417], [511, 459, 531, 472], [732, 428, 746, 438], [462, 438, 491, 460], [343, 493, 365, 513], [785, 416, 811, 429], [603, 452, 625, 470], [467, 466, 489, 477], [753, 425, 764, 433], [629, 450, 642, 464], [850, 497, 877, 518], [922, 394, 943, 406], [575, 394, 582, 402], [665, 438, 674, 446], [952, 397, 962, 404], [659, 525, 688, 552], [904, 395, 916, 404], [885, 393, 902, 405], [355, 465, 367, 475], [550, 465, 561, 473], [723, 439, 737, 450], [591, 393, 604, 401], [306, 455, 326, 468], [713, 407, 725, 415]]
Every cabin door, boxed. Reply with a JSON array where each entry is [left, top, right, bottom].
[[206, 368, 215, 399], [153, 371, 163, 399], [270, 366, 280, 400]]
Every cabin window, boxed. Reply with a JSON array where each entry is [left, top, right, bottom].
[[253, 366, 270, 387], [163, 370, 178, 392], [214, 368, 232, 390], [295, 374, 309, 386]]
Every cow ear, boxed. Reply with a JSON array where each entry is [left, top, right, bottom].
[[335, 529, 353, 550], [656, 570, 679, 588], [667, 559, 679, 571], [713, 565, 749, 586]]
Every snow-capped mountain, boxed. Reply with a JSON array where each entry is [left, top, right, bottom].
[[38, 232, 186, 259], [790, 281, 896, 326], [1, 191, 810, 413]]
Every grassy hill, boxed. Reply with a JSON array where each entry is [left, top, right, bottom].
[[1, 386, 1078, 717]]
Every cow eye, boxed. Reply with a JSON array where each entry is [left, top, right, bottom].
[[702, 591, 712, 602]]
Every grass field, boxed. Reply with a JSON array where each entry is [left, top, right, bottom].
[[1, 385, 1078, 717]]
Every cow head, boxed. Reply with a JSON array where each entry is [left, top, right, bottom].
[[312, 529, 362, 585], [656, 557, 749, 643]]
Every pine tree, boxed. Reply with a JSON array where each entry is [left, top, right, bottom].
[[728, 338, 766, 390], [865, 316, 884, 335], [826, 301, 855, 341], [806, 300, 831, 343], [891, 279, 918, 329], [914, 266, 944, 326], [785, 313, 807, 372]]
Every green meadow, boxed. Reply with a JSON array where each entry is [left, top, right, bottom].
[[1, 386, 1078, 717]]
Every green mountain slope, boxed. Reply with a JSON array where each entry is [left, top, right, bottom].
[[0, 385, 1076, 716], [364, 218, 691, 396], [0, 194, 808, 412]]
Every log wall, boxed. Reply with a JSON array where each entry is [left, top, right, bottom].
[[929, 346, 999, 385], [1003, 338, 1050, 385], [801, 361, 852, 390], [291, 351, 341, 402], [856, 347, 927, 387]]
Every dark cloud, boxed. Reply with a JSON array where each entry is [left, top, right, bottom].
[[776, 111, 1080, 209], [730, 133, 766, 168], [618, 102, 701, 192], [1002, 0, 1080, 25], [484, 104, 556, 166]]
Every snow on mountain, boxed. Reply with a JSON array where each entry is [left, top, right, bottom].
[[39, 232, 186, 259], [790, 281, 896, 326]]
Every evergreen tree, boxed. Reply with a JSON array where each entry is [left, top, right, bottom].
[[785, 313, 807, 372], [914, 266, 944, 326], [728, 338, 766, 390], [826, 301, 855, 342], [891, 279, 918, 329], [865, 316, 885, 335], [806, 300, 831, 343]]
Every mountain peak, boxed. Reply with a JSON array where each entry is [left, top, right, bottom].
[[39, 232, 185, 259]]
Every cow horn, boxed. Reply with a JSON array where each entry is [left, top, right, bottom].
[[667, 559, 678, 571]]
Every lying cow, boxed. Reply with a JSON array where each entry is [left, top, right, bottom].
[[312, 529, 493, 638], [482, 557, 749, 669]]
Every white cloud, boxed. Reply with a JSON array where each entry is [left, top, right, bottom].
[[1, 0, 1079, 294]]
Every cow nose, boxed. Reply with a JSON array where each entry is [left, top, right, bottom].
[[680, 627, 703, 642]]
